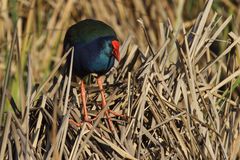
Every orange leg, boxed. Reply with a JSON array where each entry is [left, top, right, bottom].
[[80, 80, 89, 121], [97, 77, 107, 106], [97, 77, 114, 130], [69, 78, 127, 129], [69, 80, 93, 127]]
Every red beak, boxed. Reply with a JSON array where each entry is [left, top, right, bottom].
[[111, 40, 120, 62]]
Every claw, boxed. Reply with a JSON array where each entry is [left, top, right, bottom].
[[70, 77, 127, 131]]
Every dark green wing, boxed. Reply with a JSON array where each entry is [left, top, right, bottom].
[[64, 19, 116, 49]]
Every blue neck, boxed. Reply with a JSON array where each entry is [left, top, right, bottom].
[[72, 35, 116, 77]]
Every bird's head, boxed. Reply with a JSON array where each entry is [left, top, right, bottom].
[[111, 40, 120, 62]]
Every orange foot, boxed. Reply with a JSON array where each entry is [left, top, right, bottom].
[[69, 77, 128, 131]]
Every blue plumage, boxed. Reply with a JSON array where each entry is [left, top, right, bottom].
[[63, 19, 121, 128], [64, 19, 119, 78], [71, 36, 115, 78]]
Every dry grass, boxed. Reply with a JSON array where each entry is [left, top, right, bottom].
[[1, 0, 240, 159]]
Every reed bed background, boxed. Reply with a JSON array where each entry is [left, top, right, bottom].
[[0, 0, 240, 159]]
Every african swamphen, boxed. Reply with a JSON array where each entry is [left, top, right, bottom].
[[63, 19, 120, 129]]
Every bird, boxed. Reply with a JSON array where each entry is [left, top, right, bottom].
[[63, 19, 120, 129]]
